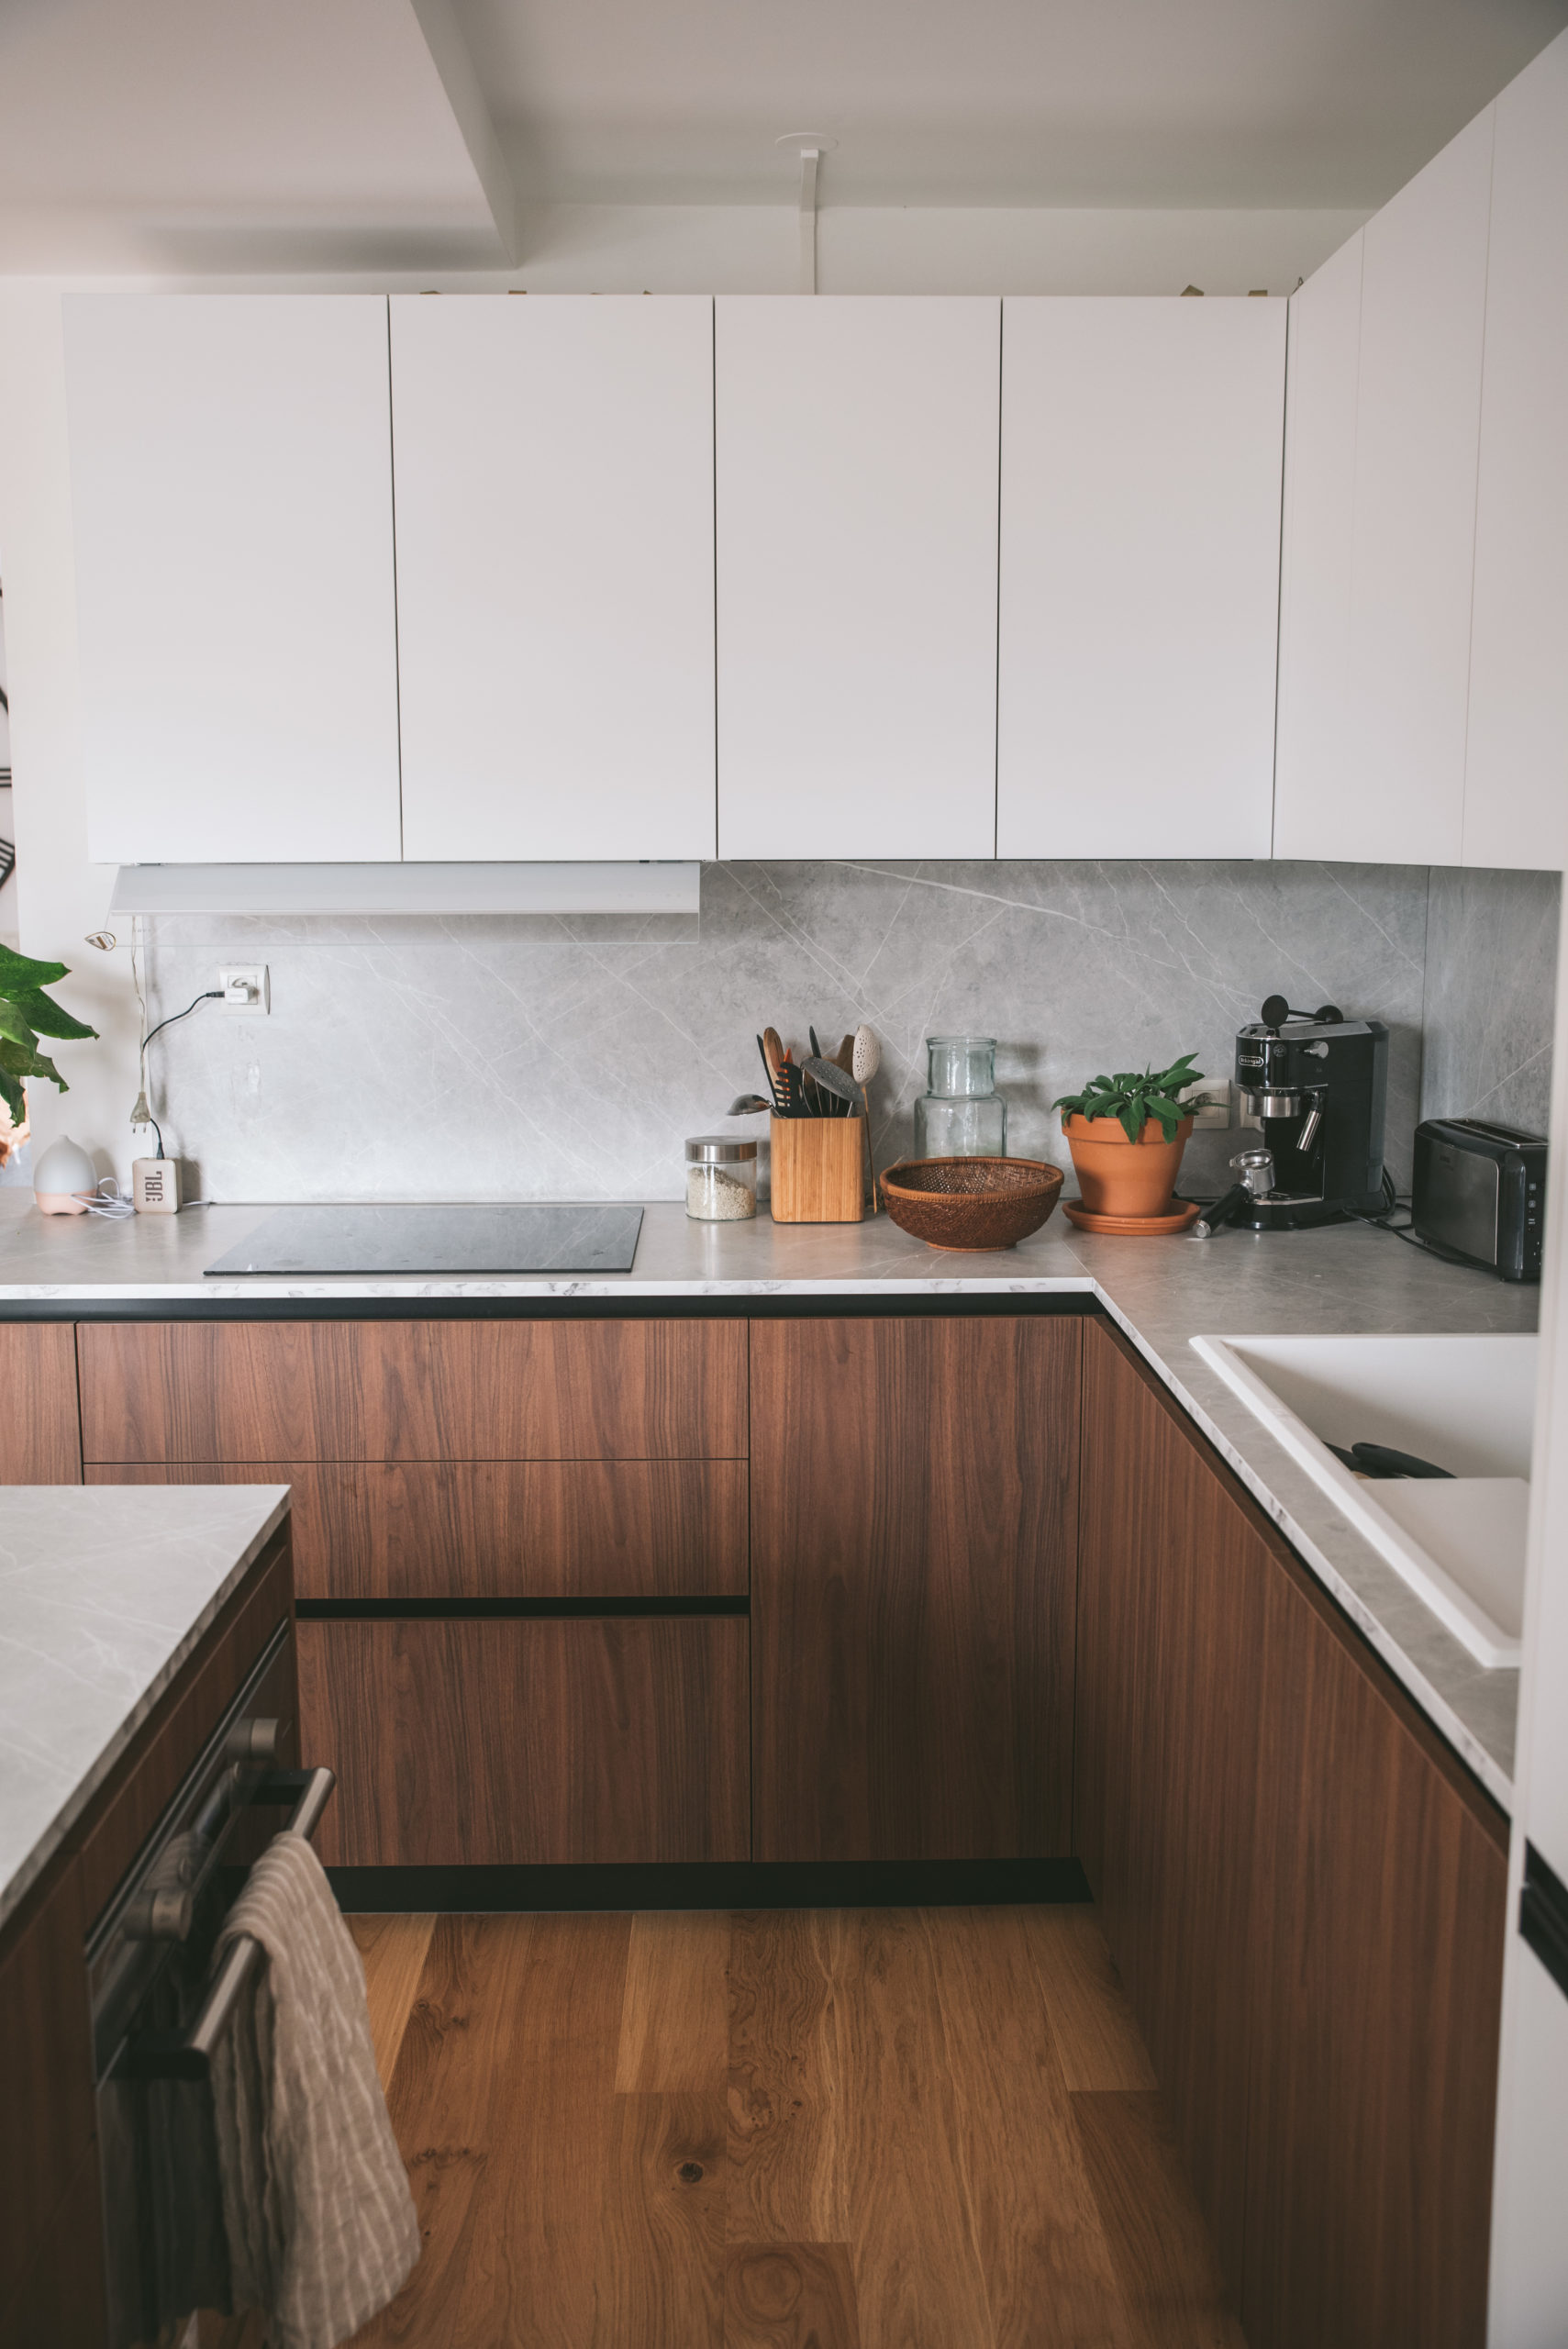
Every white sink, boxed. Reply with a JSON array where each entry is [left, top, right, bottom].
[[1191, 1332, 1537, 1668]]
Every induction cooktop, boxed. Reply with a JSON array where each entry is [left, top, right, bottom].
[[204, 1202, 644, 1278]]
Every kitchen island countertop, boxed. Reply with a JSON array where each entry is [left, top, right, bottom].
[[0, 1481, 290, 1930], [0, 1191, 1536, 1812]]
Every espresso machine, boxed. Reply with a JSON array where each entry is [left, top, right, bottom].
[[1198, 995, 1389, 1234]]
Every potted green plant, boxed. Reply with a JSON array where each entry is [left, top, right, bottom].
[[0, 943, 99, 1162], [1053, 1053, 1203, 1219]]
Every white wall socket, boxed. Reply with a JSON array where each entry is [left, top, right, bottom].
[[1183, 1080, 1233, 1130], [218, 964, 269, 1014]]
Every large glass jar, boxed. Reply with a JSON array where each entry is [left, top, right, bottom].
[[913, 1036, 1007, 1158], [685, 1133, 759, 1220]]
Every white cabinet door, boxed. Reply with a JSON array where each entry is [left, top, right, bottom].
[[996, 297, 1284, 862], [63, 296, 401, 864], [1463, 30, 1568, 873], [1273, 235, 1365, 860], [1342, 111, 1494, 864], [392, 297, 717, 863], [716, 297, 1000, 861]]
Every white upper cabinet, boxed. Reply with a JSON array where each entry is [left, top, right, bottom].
[[997, 298, 1285, 861], [391, 297, 717, 863], [1463, 30, 1568, 873], [715, 298, 1001, 861], [1275, 113, 1494, 864], [1273, 234, 1365, 858], [63, 295, 402, 864]]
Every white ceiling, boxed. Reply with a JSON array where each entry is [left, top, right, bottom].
[[0, 0, 1563, 272], [465, 0, 1568, 207]]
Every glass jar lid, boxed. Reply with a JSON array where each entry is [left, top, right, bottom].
[[686, 1133, 759, 1163]]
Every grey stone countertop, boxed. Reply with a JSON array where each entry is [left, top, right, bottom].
[[0, 1191, 1538, 1815], [0, 1482, 290, 1932]]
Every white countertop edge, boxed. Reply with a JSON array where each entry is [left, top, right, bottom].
[[0, 1487, 292, 1932], [0, 1275, 1100, 1302], [1093, 1296, 1515, 1813]]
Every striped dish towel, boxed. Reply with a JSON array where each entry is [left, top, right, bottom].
[[211, 1832, 420, 2349]]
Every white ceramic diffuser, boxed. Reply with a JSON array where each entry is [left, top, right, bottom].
[[33, 1135, 97, 1216]]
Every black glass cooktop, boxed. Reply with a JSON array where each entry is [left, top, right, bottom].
[[204, 1202, 644, 1278]]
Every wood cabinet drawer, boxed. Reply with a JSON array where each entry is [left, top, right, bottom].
[[298, 1616, 749, 1865], [79, 1318, 746, 1463], [0, 1324, 83, 1483], [92, 1459, 747, 1602]]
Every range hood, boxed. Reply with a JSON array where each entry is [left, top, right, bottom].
[[107, 862, 702, 917]]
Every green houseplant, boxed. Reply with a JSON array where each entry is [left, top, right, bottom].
[[1053, 1052, 1203, 1219], [0, 943, 99, 1160]]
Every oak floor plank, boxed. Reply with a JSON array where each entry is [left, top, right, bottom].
[[836, 1909, 996, 2348], [590, 2090, 728, 2348], [725, 2242, 862, 2348], [1071, 2092, 1246, 2349], [450, 1912, 632, 2349], [921, 1907, 1132, 2348], [617, 1910, 732, 2093], [350, 1915, 530, 2349], [1022, 1910, 1159, 2095], [728, 1910, 850, 2245], [350, 1913, 438, 2088]]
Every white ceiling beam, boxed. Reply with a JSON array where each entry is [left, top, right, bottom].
[[406, 0, 521, 262]]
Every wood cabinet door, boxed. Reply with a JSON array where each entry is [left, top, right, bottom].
[[298, 1615, 749, 1866], [1076, 1319, 1262, 2286], [1242, 1561, 1507, 2349], [0, 1857, 95, 2321], [62, 295, 401, 864], [78, 1317, 747, 1463], [0, 1324, 82, 1482], [392, 295, 717, 862], [997, 296, 1284, 860], [716, 296, 1001, 859], [750, 1315, 1079, 1863]]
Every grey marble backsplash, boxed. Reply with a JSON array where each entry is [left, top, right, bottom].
[[1418, 867, 1561, 1139], [138, 857, 1484, 1203]]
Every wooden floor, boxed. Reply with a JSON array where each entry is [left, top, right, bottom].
[[346, 1905, 1245, 2349]]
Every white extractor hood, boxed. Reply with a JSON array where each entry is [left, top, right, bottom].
[[107, 862, 702, 917]]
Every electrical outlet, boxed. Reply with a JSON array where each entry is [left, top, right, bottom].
[[1183, 1080, 1232, 1130], [218, 964, 270, 1014]]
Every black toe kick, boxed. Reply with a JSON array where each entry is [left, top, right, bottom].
[[328, 1856, 1091, 1914]]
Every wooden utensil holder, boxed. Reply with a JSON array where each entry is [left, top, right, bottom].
[[770, 1115, 865, 1223]]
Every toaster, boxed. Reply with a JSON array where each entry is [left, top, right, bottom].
[[1411, 1117, 1547, 1283]]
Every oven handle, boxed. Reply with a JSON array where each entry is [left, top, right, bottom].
[[122, 1765, 336, 2082]]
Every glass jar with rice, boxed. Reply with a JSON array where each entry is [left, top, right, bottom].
[[684, 1133, 758, 1222]]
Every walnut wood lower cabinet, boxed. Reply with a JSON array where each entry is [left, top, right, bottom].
[[1077, 1318, 1507, 2349], [751, 1314, 1082, 1862], [0, 1322, 83, 1482], [297, 1613, 749, 1865]]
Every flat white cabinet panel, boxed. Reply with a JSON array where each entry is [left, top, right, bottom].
[[1343, 111, 1494, 864], [1464, 30, 1568, 872], [1273, 236, 1365, 859], [716, 297, 1000, 860], [997, 298, 1285, 862], [392, 297, 717, 863], [63, 295, 401, 864]]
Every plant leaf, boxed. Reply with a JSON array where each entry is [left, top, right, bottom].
[[0, 943, 69, 991], [0, 1002, 39, 1053], [5, 986, 97, 1042], [0, 1038, 66, 1090], [0, 1067, 25, 1126], [1119, 1098, 1143, 1144]]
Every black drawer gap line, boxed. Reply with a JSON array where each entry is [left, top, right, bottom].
[[328, 1856, 1091, 1912], [295, 1594, 750, 1620]]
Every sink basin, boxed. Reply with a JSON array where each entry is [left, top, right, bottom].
[[1191, 1333, 1537, 1667]]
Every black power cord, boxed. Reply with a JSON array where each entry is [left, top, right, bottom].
[[136, 987, 222, 1163], [1341, 1166, 1482, 1271]]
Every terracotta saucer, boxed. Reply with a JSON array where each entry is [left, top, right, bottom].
[[1062, 1197, 1203, 1236]]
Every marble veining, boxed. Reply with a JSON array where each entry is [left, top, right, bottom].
[[1420, 865, 1561, 1138], [0, 1484, 290, 1928], [0, 1190, 1533, 1813], [139, 858, 1431, 1204]]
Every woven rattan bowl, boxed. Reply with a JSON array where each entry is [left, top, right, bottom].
[[879, 1156, 1064, 1252]]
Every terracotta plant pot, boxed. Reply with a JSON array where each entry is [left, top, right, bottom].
[[1062, 1112, 1194, 1220]]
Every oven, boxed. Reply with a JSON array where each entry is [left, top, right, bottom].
[[87, 1622, 335, 2349]]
